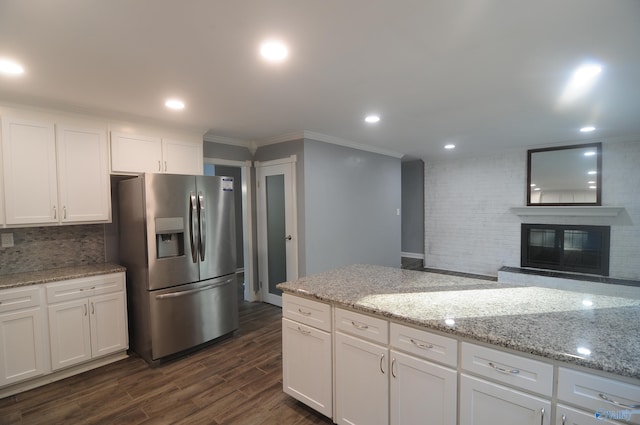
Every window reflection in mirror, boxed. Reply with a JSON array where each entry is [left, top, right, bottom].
[[527, 143, 602, 206]]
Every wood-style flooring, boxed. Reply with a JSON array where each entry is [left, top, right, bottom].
[[0, 302, 333, 425]]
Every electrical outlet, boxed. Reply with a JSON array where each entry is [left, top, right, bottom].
[[1, 233, 14, 248]]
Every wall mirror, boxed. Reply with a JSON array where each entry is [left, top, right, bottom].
[[527, 142, 602, 206]]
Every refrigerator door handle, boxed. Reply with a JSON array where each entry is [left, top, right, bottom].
[[198, 191, 206, 261], [154, 278, 234, 299], [189, 192, 198, 263]]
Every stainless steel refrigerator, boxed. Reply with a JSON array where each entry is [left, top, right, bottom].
[[118, 173, 238, 364]]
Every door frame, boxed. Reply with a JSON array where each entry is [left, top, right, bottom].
[[203, 158, 256, 302], [255, 155, 298, 306]]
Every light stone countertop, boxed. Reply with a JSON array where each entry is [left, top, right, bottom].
[[0, 263, 126, 289], [277, 264, 640, 380]]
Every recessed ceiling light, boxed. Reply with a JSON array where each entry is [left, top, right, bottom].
[[580, 126, 596, 133], [444, 144, 455, 150], [364, 115, 380, 123], [260, 40, 288, 62], [588, 170, 597, 175], [165, 99, 185, 110], [0, 59, 24, 75]]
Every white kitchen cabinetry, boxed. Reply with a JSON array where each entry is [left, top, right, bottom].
[[281, 294, 332, 418], [46, 273, 127, 371], [460, 343, 552, 425], [460, 374, 551, 425], [557, 368, 640, 425], [0, 286, 47, 387], [110, 132, 203, 175], [56, 125, 110, 222], [335, 308, 389, 425], [1, 117, 58, 225], [556, 404, 622, 425], [0, 117, 110, 225], [389, 323, 457, 425]]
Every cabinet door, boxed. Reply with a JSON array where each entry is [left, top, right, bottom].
[[282, 318, 332, 418], [89, 292, 128, 358], [162, 138, 203, 175], [556, 405, 623, 425], [1, 117, 58, 225], [110, 132, 163, 173], [48, 299, 91, 370], [56, 125, 110, 222], [390, 350, 457, 425], [0, 308, 45, 386], [335, 331, 389, 425], [460, 374, 550, 425]]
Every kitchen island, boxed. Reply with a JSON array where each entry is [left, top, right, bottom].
[[278, 264, 640, 425]]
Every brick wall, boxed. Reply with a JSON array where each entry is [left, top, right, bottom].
[[424, 140, 640, 280]]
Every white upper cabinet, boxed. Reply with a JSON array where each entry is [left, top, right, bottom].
[[162, 138, 203, 175], [110, 132, 163, 173], [110, 132, 203, 175], [1, 117, 58, 225], [0, 116, 111, 226], [56, 125, 110, 223]]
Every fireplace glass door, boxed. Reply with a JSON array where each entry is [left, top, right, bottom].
[[521, 224, 610, 276]]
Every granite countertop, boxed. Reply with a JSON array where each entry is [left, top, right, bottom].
[[278, 264, 640, 380], [0, 263, 126, 289]]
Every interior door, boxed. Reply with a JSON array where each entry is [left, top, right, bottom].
[[257, 159, 297, 306]]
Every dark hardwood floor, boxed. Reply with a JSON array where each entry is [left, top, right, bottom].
[[0, 302, 333, 425]]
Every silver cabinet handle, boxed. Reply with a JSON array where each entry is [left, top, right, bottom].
[[91, 302, 94, 315], [380, 353, 385, 374], [53, 205, 57, 219], [410, 338, 433, 350], [164, 160, 167, 172], [297, 326, 311, 335], [79, 286, 96, 292], [297, 308, 312, 316], [561, 414, 566, 425], [83, 304, 87, 316], [391, 358, 397, 378], [351, 321, 369, 330], [540, 408, 544, 425], [63, 206, 67, 219], [488, 362, 520, 375], [158, 160, 161, 171], [197, 191, 206, 261], [598, 393, 640, 409]]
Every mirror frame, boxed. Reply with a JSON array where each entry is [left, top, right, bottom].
[[527, 142, 602, 206]]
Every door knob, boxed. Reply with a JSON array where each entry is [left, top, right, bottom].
[[285, 235, 292, 241]]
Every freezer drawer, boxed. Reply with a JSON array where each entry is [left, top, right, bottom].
[[148, 275, 238, 360]]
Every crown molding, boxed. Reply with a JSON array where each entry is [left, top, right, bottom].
[[203, 133, 253, 149], [253, 130, 404, 159]]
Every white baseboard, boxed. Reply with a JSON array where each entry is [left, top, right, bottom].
[[401, 252, 424, 259]]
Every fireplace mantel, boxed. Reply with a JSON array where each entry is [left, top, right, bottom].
[[510, 206, 625, 217]]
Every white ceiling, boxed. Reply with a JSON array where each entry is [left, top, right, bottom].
[[1, 0, 639, 159]]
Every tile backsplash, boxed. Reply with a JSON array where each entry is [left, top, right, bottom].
[[0, 225, 105, 275]]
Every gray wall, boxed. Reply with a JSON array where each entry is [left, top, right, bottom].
[[304, 139, 402, 275], [203, 141, 253, 161], [401, 160, 425, 256]]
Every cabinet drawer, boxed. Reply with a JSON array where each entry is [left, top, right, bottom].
[[390, 323, 457, 368], [461, 342, 553, 396], [558, 368, 640, 424], [334, 307, 388, 345], [282, 294, 331, 332], [46, 273, 125, 304], [0, 286, 41, 313]]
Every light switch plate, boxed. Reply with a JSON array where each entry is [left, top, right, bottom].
[[1, 233, 14, 248]]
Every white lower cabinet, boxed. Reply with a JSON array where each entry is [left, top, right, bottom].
[[460, 374, 551, 425], [335, 331, 389, 425], [556, 404, 622, 425], [390, 349, 457, 425], [0, 287, 47, 386], [47, 274, 128, 371], [282, 317, 332, 417]]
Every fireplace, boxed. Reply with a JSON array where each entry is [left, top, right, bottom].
[[521, 224, 610, 276]]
